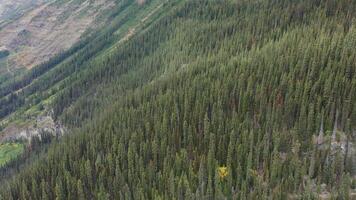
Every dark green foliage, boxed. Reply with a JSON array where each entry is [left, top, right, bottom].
[[0, 50, 9, 59], [0, 0, 356, 199]]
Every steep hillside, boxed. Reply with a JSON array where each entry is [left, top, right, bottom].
[[0, 0, 46, 26], [0, 0, 355, 199], [0, 0, 168, 158], [0, 0, 116, 72]]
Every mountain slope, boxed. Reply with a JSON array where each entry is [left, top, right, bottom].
[[0, 0, 46, 26], [0, 0, 165, 135], [0, 0, 117, 74], [0, 0, 355, 199]]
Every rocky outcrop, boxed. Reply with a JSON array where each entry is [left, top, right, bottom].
[[313, 120, 356, 176], [0, 114, 66, 143]]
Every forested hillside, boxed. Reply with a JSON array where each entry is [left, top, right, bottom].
[[0, 0, 356, 199]]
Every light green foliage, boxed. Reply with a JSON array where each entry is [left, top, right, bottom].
[[0, 143, 24, 166]]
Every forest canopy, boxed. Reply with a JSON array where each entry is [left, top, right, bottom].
[[0, 0, 355, 199]]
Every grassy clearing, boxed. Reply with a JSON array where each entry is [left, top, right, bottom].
[[0, 143, 24, 166]]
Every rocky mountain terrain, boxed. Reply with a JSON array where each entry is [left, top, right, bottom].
[[0, 0, 45, 26], [0, 0, 115, 70], [0, 114, 65, 143]]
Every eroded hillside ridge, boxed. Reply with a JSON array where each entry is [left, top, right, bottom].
[[0, 0, 115, 70], [0, 0, 45, 25]]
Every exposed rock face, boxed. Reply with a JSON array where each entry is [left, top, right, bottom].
[[137, 0, 146, 6], [0, 0, 115, 70], [0, 115, 66, 143]]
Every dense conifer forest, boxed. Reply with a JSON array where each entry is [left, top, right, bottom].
[[0, 0, 355, 199]]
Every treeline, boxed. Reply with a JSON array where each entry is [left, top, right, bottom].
[[0, 0, 355, 199]]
